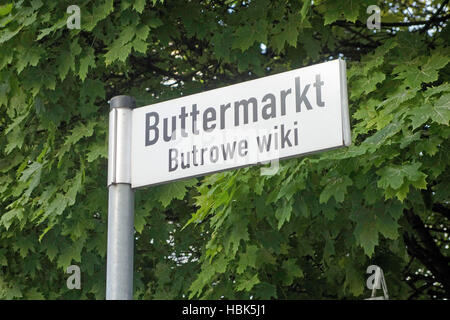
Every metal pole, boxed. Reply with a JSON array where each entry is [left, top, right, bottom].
[[106, 95, 135, 300]]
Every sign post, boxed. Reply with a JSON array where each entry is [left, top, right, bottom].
[[106, 96, 135, 300], [106, 59, 351, 299]]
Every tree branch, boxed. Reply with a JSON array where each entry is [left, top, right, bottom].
[[402, 208, 450, 297], [408, 282, 434, 300], [421, 0, 449, 32], [432, 203, 450, 219]]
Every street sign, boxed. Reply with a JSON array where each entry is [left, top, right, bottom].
[[107, 59, 351, 299], [130, 59, 351, 188]]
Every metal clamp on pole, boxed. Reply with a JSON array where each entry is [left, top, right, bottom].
[[106, 95, 135, 300]]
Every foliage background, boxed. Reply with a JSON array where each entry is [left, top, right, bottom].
[[0, 0, 449, 299]]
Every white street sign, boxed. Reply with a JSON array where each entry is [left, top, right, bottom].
[[130, 59, 351, 188]]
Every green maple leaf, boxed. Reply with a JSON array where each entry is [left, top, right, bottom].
[[233, 20, 267, 52], [424, 83, 450, 98], [236, 274, 259, 291], [343, 259, 365, 296], [0, 25, 23, 44], [323, 4, 342, 26], [396, 53, 448, 89], [105, 42, 133, 65], [154, 178, 197, 207], [350, 208, 378, 256], [56, 50, 73, 81], [23, 255, 41, 277], [69, 40, 82, 70], [375, 203, 401, 240], [43, 241, 58, 262], [351, 72, 386, 99], [57, 241, 83, 269], [81, 79, 105, 103], [282, 259, 304, 285], [36, 18, 66, 41], [136, 24, 150, 40], [0, 3, 13, 16], [45, 193, 69, 219], [26, 288, 45, 300], [379, 87, 416, 113], [212, 31, 232, 61], [302, 34, 321, 58], [364, 119, 402, 150], [134, 207, 149, 234], [254, 282, 277, 299], [66, 172, 83, 206], [322, 201, 337, 220], [397, 67, 423, 89], [377, 163, 427, 201], [319, 175, 352, 204], [64, 121, 96, 146], [232, 25, 256, 52], [4, 283, 23, 299], [84, 0, 114, 31], [5, 126, 25, 154], [361, 39, 398, 76], [323, 0, 365, 25], [257, 248, 277, 266], [147, 17, 163, 28], [429, 93, 450, 125], [323, 236, 335, 260], [224, 220, 249, 256], [300, 0, 311, 21], [416, 136, 442, 156], [19, 161, 42, 182], [408, 104, 431, 129], [132, 38, 149, 54], [55, 40, 81, 80], [237, 245, 259, 274], [133, 0, 146, 13], [86, 140, 107, 162], [16, 47, 42, 73], [400, 131, 421, 149], [271, 18, 298, 52], [351, 202, 403, 257], [13, 237, 35, 258], [377, 162, 426, 190], [78, 47, 96, 81], [23, 163, 42, 198], [155, 262, 171, 285], [377, 167, 404, 189], [275, 200, 293, 229], [420, 53, 449, 82], [1, 208, 23, 230], [0, 250, 7, 266], [344, 0, 364, 23]]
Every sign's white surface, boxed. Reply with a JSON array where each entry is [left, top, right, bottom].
[[131, 59, 351, 188]]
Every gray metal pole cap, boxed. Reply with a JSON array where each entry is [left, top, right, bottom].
[[109, 95, 136, 110]]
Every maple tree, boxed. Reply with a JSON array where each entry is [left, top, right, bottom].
[[0, 0, 449, 300]]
